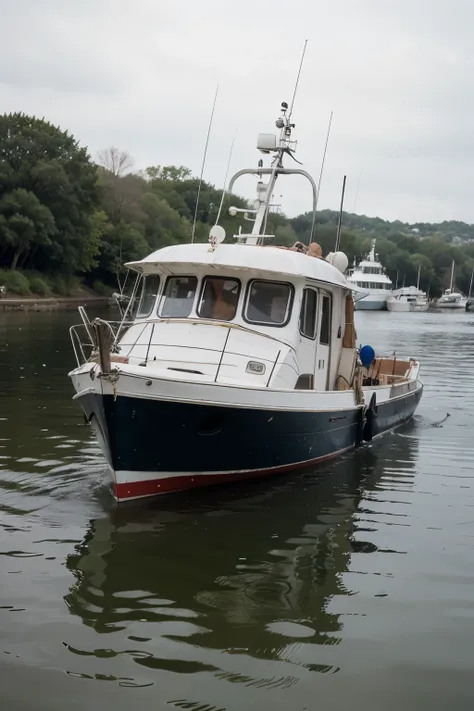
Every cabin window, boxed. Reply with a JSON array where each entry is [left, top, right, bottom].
[[299, 288, 318, 339], [320, 294, 331, 345], [160, 276, 197, 318], [198, 277, 240, 321], [244, 280, 293, 326], [137, 275, 160, 318]]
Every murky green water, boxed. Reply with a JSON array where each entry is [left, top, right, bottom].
[[1, 308, 474, 710]]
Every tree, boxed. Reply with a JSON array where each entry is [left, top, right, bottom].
[[0, 113, 100, 274], [145, 165, 191, 182], [97, 147, 133, 178], [140, 192, 190, 248], [0, 188, 55, 269]]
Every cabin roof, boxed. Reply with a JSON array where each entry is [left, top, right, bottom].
[[125, 243, 349, 288], [348, 271, 392, 283]]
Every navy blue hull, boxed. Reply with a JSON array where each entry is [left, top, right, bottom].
[[77, 384, 422, 499]]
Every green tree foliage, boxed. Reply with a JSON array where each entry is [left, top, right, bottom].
[[0, 188, 55, 269], [0, 113, 99, 275], [290, 210, 474, 296], [2, 113, 474, 299]]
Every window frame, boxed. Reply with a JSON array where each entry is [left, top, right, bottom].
[[136, 274, 161, 319], [158, 275, 198, 319], [243, 279, 294, 328], [197, 275, 242, 321], [299, 287, 318, 340], [320, 293, 332, 346]]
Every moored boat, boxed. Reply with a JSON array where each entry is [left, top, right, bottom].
[[465, 268, 474, 311], [347, 241, 392, 310], [386, 267, 429, 312], [437, 261, 467, 309], [68, 100, 423, 502], [387, 287, 429, 312]]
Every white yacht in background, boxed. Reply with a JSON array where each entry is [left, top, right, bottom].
[[437, 260, 467, 309], [387, 265, 429, 312], [347, 240, 392, 310], [387, 287, 429, 313]]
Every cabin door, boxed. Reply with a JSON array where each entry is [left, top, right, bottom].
[[296, 287, 319, 389], [314, 291, 332, 390]]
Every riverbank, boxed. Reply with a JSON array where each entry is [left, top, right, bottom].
[[0, 296, 113, 312]]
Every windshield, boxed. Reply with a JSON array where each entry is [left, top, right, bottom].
[[136, 275, 160, 318], [245, 280, 293, 326], [198, 277, 240, 321], [160, 276, 197, 318]]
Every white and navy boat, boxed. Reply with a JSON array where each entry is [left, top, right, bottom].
[[68, 101, 423, 502], [347, 241, 393, 310], [437, 261, 467, 309]]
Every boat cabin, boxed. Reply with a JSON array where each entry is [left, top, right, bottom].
[[113, 242, 355, 393], [347, 240, 392, 292]]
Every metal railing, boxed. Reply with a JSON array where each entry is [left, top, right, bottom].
[[69, 320, 133, 367], [70, 317, 285, 387]]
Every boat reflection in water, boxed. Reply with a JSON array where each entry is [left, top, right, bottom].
[[64, 427, 419, 688]]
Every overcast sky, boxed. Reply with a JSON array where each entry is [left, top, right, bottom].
[[1, 0, 473, 223]]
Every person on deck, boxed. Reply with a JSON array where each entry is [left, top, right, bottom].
[[307, 242, 323, 258]]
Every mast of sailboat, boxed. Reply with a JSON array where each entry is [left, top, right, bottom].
[[449, 259, 455, 291], [395, 270, 399, 290], [334, 175, 347, 252], [469, 267, 474, 299], [191, 84, 219, 243], [416, 264, 421, 290]]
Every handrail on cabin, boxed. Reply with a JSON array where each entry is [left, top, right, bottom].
[[228, 167, 318, 243]]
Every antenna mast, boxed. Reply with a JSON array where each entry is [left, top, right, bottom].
[[315, 110, 333, 212], [334, 174, 347, 252], [191, 84, 219, 243], [215, 128, 237, 226], [288, 39, 308, 120]]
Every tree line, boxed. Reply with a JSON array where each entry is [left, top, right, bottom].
[[0, 112, 473, 297]]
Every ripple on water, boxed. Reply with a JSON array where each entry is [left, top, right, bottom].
[[1, 310, 474, 709]]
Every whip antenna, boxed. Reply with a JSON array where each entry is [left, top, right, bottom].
[[288, 39, 308, 121], [191, 83, 219, 243]]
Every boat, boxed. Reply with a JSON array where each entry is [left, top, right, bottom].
[[68, 99, 423, 502], [387, 287, 429, 312], [437, 260, 467, 309], [465, 268, 474, 312], [386, 266, 429, 312], [347, 240, 393, 310]]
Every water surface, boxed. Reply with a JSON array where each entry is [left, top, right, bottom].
[[1, 309, 473, 710]]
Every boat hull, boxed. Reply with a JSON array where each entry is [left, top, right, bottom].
[[387, 300, 429, 313], [354, 293, 389, 311], [437, 302, 467, 309], [76, 384, 423, 501]]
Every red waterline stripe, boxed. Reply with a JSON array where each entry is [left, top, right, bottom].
[[114, 446, 354, 501]]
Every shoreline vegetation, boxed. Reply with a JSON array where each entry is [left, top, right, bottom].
[[1, 113, 474, 301], [0, 295, 112, 312]]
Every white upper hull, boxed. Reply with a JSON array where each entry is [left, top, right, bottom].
[[387, 297, 429, 313], [354, 291, 389, 311]]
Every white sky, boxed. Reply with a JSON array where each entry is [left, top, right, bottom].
[[1, 0, 473, 223]]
